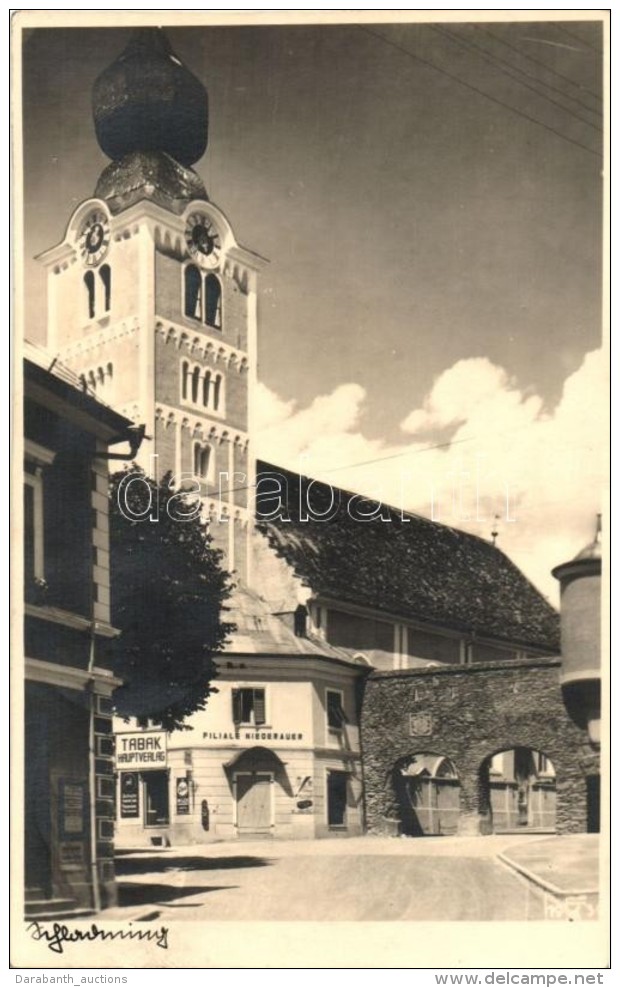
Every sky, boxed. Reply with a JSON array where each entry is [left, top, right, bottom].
[[20, 14, 606, 603]]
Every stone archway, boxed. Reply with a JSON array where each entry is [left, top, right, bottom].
[[393, 752, 460, 836], [479, 747, 557, 834]]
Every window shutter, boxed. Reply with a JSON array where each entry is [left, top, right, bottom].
[[231, 688, 241, 723], [253, 689, 266, 726]]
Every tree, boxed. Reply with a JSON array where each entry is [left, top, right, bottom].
[[107, 467, 235, 731]]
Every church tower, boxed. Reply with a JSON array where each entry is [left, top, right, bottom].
[[38, 29, 263, 577]]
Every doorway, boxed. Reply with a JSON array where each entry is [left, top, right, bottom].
[[327, 770, 349, 828], [586, 775, 600, 833], [480, 748, 556, 833], [143, 771, 170, 827], [235, 772, 273, 835], [395, 754, 460, 836]]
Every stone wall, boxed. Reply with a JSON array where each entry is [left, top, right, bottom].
[[360, 657, 598, 837]]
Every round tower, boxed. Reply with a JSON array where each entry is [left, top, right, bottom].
[[552, 515, 602, 745]]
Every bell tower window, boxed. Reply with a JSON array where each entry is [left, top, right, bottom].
[[205, 275, 222, 329], [202, 370, 211, 408], [184, 265, 202, 320], [181, 361, 190, 401], [213, 373, 223, 411], [180, 361, 225, 415], [99, 264, 111, 313], [84, 271, 95, 320], [191, 366, 201, 404]]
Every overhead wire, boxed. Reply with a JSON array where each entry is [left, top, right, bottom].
[[432, 25, 602, 134], [357, 25, 602, 160], [476, 25, 603, 108], [554, 23, 603, 56]]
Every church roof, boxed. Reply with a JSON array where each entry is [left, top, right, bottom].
[[224, 582, 359, 663], [255, 461, 560, 652]]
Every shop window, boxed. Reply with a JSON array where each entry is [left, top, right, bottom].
[[205, 274, 222, 329], [326, 689, 347, 731], [327, 771, 348, 828], [143, 771, 169, 827], [232, 688, 266, 727], [184, 265, 202, 320]]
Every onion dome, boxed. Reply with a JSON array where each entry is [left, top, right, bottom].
[[95, 150, 207, 215], [92, 28, 208, 167]]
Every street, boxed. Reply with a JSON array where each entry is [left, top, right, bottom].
[[105, 835, 541, 922]]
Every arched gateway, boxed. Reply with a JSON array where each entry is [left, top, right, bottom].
[[361, 658, 593, 837], [393, 752, 460, 836]]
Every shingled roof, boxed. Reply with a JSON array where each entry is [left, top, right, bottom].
[[255, 461, 560, 652]]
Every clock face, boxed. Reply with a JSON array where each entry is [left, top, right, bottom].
[[185, 212, 222, 267], [78, 210, 110, 266]]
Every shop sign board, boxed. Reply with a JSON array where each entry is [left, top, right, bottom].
[[115, 731, 167, 769]]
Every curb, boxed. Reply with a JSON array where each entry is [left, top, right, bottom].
[[497, 851, 598, 898]]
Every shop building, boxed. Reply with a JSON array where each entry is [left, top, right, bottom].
[[115, 587, 367, 845]]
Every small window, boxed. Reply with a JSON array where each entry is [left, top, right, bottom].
[[213, 373, 223, 411], [202, 370, 211, 408], [99, 264, 111, 313], [84, 271, 95, 320], [184, 265, 202, 320], [181, 361, 190, 401], [232, 688, 266, 726], [205, 274, 222, 329], [191, 366, 201, 404], [193, 443, 212, 482], [24, 473, 44, 586], [326, 689, 347, 731]]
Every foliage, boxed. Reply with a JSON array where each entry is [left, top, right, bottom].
[[107, 467, 234, 731]]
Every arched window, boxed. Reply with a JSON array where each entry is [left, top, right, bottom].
[[184, 265, 202, 320], [99, 264, 111, 313], [191, 366, 201, 404], [205, 275, 222, 329], [213, 373, 223, 411], [181, 360, 190, 401], [84, 271, 95, 320], [193, 443, 212, 481], [202, 370, 211, 408]]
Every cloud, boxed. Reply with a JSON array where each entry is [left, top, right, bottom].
[[254, 350, 607, 603]]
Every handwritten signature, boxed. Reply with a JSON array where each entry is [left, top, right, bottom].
[[26, 921, 169, 955]]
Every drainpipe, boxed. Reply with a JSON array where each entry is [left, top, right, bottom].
[[88, 628, 101, 914]]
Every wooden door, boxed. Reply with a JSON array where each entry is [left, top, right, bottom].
[[436, 779, 460, 834], [236, 773, 272, 833]]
